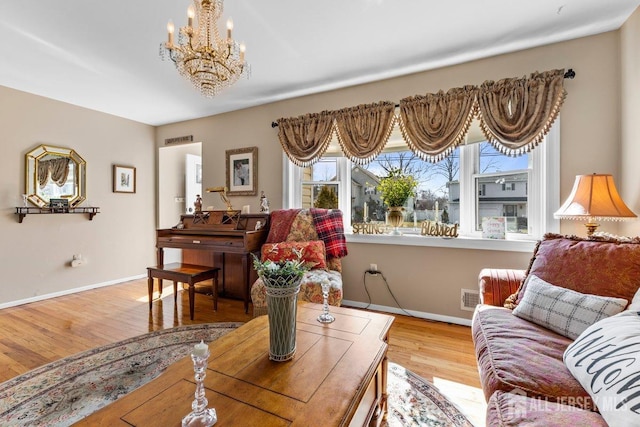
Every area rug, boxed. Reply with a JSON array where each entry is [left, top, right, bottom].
[[0, 324, 473, 427]]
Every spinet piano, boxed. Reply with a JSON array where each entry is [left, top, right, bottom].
[[156, 211, 270, 313]]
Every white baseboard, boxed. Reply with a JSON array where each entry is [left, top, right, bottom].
[[0, 274, 146, 310], [341, 299, 472, 327]]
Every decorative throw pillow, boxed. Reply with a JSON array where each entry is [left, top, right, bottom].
[[261, 241, 327, 270], [564, 310, 640, 426], [512, 275, 628, 340]]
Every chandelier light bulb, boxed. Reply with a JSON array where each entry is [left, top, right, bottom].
[[187, 5, 195, 28], [240, 43, 246, 62], [166, 20, 174, 45], [227, 18, 233, 39]]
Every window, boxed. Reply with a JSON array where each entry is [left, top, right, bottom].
[[283, 122, 560, 241], [300, 159, 339, 209]]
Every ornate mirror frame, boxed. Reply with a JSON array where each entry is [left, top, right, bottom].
[[25, 144, 86, 208]]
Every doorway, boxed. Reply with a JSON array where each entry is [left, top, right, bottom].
[[158, 142, 202, 263]]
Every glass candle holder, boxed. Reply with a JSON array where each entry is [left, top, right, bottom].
[[317, 280, 335, 324], [182, 341, 217, 427]]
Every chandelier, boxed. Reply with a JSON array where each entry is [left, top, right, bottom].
[[160, 0, 249, 97]]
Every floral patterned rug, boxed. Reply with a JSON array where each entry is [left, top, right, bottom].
[[385, 363, 474, 427], [0, 324, 473, 426]]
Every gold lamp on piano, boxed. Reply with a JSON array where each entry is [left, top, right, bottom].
[[206, 186, 234, 212]]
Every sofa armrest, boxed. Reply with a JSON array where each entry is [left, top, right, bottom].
[[478, 268, 526, 307]]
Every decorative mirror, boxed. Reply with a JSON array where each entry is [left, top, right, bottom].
[[25, 144, 86, 208]]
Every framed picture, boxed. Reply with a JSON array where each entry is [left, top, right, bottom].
[[113, 165, 136, 193], [226, 147, 257, 196]]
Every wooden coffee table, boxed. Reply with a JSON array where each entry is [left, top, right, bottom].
[[76, 303, 394, 426]]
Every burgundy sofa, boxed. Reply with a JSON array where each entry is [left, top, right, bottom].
[[471, 233, 640, 426]]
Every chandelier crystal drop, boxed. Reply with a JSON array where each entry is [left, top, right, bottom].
[[160, 0, 249, 97]]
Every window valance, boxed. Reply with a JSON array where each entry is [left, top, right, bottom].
[[276, 111, 335, 167], [334, 101, 396, 165], [276, 68, 568, 166]]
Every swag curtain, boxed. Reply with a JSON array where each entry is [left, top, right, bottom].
[[334, 101, 396, 165], [399, 86, 477, 163], [37, 157, 71, 188], [276, 69, 567, 167], [477, 69, 566, 156], [277, 111, 335, 167]]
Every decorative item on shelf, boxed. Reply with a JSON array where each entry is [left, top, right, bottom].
[[252, 250, 311, 362], [205, 186, 234, 211], [352, 222, 390, 234], [420, 221, 459, 238], [377, 168, 417, 236], [260, 190, 269, 213], [49, 198, 70, 213], [160, 0, 249, 98], [554, 173, 637, 237], [182, 340, 217, 427], [194, 194, 203, 213], [317, 279, 335, 324]]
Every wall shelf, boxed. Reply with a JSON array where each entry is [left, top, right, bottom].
[[15, 206, 100, 223]]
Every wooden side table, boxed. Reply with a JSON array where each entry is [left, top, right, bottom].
[[147, 263, 220, 320]]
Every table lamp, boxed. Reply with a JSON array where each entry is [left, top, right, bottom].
[[554, 173, 637, 236], [205, 186, 234, 212]]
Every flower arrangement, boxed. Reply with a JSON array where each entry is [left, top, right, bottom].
[[252, 247, 311, 288], [377, 168, 418, 207]]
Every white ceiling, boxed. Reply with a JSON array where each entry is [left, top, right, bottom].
[[0, 0, 639, 126]]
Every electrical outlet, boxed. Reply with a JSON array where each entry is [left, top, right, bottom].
[[174, 197, 185, 203], [366, 263, 380, 275]]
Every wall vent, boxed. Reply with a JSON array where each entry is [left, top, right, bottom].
[[461, 289, 480, 311]]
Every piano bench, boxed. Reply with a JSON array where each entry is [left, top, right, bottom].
[[147, 263, 220, 320]]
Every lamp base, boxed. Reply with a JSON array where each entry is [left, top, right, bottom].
[[585, 222, 599, 237]]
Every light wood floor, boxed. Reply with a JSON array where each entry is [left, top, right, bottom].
[[0, 278, 486, 425]]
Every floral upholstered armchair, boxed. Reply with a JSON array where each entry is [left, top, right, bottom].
[[250, 208, 347, 317]]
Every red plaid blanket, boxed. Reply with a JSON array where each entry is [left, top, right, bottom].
[[311, 208, 348, 259]]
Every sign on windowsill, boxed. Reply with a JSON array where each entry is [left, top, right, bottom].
[[482, 217, 506, 239]]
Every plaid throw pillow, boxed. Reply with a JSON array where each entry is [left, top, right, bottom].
[[310, 209, 348, 259], [512, 275, 628, 340]]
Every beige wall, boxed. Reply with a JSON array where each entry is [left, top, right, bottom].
[[621, 7, 640, 237], [156, 31, 625, 322], [0, 86, 156, 305]]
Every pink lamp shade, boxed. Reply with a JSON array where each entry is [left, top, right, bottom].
[[554, 174, 636, 235]]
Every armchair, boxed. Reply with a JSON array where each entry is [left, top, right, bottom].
[[250, 208, 347, 317]]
